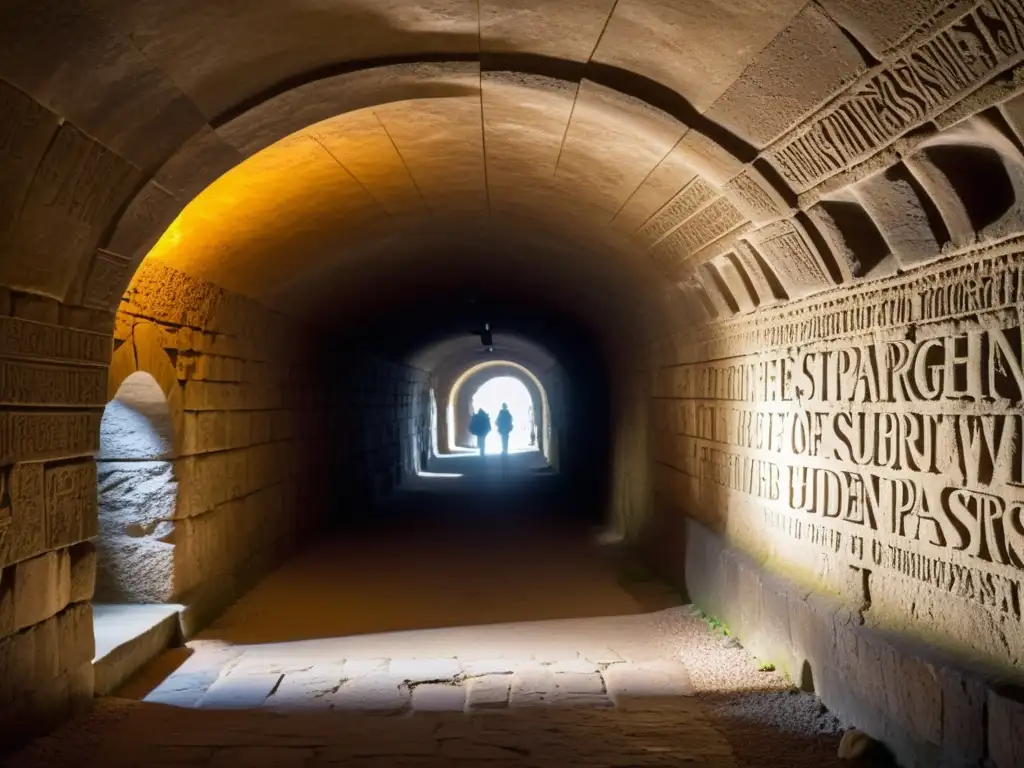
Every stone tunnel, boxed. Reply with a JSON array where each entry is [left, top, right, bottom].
[[0, 2, 1023, 766]]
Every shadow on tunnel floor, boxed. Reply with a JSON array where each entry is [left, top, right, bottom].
[[4, 694, 886, 768]]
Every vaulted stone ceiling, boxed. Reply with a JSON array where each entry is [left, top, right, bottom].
[[4, 0, 1024, 338]]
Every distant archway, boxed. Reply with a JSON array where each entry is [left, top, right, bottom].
[[471, 376, 535, 454], [95, 370, 178, 604], [446, 361, 551, 461]]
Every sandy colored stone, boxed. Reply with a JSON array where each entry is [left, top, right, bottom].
[[330, 674, 410, 714], [603, 660, 694, 701], [12, 551, 70, 632], [465, 674, 512, 710], [411, 683, 466, 712], [67, 542, 95, 604], [198, 673, 283, 710]]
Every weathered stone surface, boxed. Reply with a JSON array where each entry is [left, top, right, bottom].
[[0, 81, 61, 247], [989, 686, 1024, 768], [706, 4, 866, 147], [12, 550, 70, 632], [410, 683, 466, 712], [67, 542, 95, 604], [55, 603, 93, 676], [330, 673, 410, 713], [465, 674, 512, 710], [603, 660, 694, 701], [0, 463, 46, 569], [0, 123, 138, 301], [45, 461, 97, 550], [198, 673, 283, 710]]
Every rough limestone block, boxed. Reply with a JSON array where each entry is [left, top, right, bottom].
[[705, 3, 866, 147], [938, 667, 986, 763], [56, 603, 93, 676], [31, 614, 59, 690], [13, 551, 70, 632], [554, 671, 605, 696], [67, 542, 95, 604], [411, 683, 465, 712], [10, 294, 59, 325], [603, 660, 694, 702], [853, 169, 942, 268], [988, 687, 1024, 768], [0, 660, 93, 752], [0, 628, 35, 703], [465, 675, 511, 710], [45, 461, 98, 550], [0, 570, 11, 638], [330, 673, 410, 713], [0, 464, 46, 569], [509, 664, 558, 707], [2, 124, 138, 301]]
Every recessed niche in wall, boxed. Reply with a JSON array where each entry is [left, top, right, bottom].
[[95, 370, 178, 604]]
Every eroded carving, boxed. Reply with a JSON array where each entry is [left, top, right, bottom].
[[657, 245, 1024, 644], [0, 411, 102, 465], [82, 251, 133, 311], [652, 198, 746, 268], [636, 178, 717, 243], [767, 0, 1024, 191], [746, 220, 831, 297], [0, 317, 110, 366]]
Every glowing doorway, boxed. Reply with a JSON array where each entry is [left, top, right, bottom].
[[470, 376, 536, 455]]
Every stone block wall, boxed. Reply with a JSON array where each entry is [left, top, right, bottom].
[[678, 519, 1024, 768], [644, 245, 1024, 766], [0, 295, 117, 749], [110, 259, 332, 634], [0, 256, 440, 749], [326, 356, 430, 522]]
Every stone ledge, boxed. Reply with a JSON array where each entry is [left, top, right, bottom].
[[653, 517, 1024, 768]]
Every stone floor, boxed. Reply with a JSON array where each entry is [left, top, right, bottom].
[[6, 459, 883, 766]]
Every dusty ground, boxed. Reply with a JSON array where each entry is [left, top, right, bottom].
[[6, 456, 888, 767]]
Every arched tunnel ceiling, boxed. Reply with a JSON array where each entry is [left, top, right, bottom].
[[6, 0, 1020, 340], [146, 83, 694, 324]]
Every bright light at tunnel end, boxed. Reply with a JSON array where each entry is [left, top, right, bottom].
[[472, 376, 537, 455]]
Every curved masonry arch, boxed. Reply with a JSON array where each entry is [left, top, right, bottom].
[[445, 360, 550, 461], [95, 322, 186, 606]]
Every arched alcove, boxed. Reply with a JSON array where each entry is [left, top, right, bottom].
[[95, 371, 178, 604]]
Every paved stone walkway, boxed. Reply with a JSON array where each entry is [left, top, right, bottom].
[[7, 495, 866, 767], [7, 696, 737, 767]]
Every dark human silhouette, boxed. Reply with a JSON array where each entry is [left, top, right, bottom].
[[496, 403, 514, 455], [469, 408, 491, 456]]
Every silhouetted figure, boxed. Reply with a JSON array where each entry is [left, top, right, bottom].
[[469, 408, 491, 456], [496, 403, 514, 455]]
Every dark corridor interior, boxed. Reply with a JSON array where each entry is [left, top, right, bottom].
[[4, 2, 1023, 766]]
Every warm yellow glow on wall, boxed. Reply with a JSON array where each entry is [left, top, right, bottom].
[[142, 99, 485, 302]]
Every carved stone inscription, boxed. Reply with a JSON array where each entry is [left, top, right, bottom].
[[636, 179, 717, 243], [657, 247, 1024, 641], [767, 0, 1024, 191], [652, 198, 746, 268]]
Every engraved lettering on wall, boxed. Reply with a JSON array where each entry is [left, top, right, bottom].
[[656, 246, 1024, 628]]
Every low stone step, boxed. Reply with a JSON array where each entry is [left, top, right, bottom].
[[92, 603, 185, 697]]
